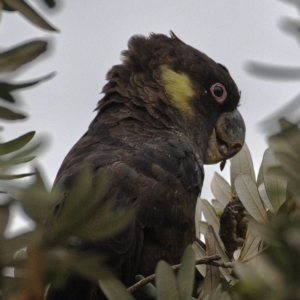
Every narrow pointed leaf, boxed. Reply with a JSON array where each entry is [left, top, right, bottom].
[[3, 0, 57, 31], [52, 169, 112, 237], [230, 143, 255, 191], [235, 174, 268, 223], [0, 156, 36, 171], [177, 245, 195, 300], [0, 73, 55, 103], [99, 276, 135, 300], [10, 142, 41, 160], [202, 199, 220, 232], [0, 41, 47, 73], [258, 183, 275, 213], [211, 172, 231, 207], [275, 152, 300, 182], [0, 106, 26, 120], [19, 170, 54, 223], [262, 148, 287, 212], [0, 131, 35, 155], [156, 260, 180, 300], [0, 172, 35, 180]]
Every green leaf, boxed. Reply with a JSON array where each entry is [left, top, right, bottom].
[[201, 199, 220, 233], [10, 142, 41, 160], [0, 156, 36, 171], [0, 73, 55, 103], [99, 276, 135, 300], [3, 0, 57, 31], [0, 41, 47, 73], [262, 148, 287, 212], [0, 106, 26, 120], [177, 245, 195, 300], [52, 168, 111, 237], [211, 172, 231, 207], [0, 172, 36, 180], [0, 131, 35, 155], [230, 143, 255, 191], [156, 260, 180, 300], [135, 275, 157, 299], [235, 174, 268, 223], [19, 170, 54, 223]]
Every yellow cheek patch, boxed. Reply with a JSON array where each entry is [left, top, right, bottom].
[[161, 65, 195, 114]]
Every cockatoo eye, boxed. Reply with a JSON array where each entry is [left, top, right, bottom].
[[210, 83, 227, 103]]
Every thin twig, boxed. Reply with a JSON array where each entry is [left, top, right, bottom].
[[127, 254, 232, 293]]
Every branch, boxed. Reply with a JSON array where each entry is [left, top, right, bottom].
[[127, 254, 232, 293]]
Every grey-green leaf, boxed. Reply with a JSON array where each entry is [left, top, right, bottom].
[[0, 156, 36, 171], [262, 148, 287, 212], [258, 183, 275, 213], [235, 174, 268, 223], [211, 172, 231, 207], [0, 73, 55, 103], [99, 276, 135, 300], [0, 131, 35, 155], [230, 143, 255, 191], [156, 260, 180, 300], [0, 41, 47, 74], [0, 106, 26, 120], [0, 172, 36, 180], [177, 245, 195, 300], [3, 0, 57, 31], [201, 199, 220, 233], [135, 275, 157, 300]]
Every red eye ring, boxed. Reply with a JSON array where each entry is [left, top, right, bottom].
[[210, 83, 227, 103]]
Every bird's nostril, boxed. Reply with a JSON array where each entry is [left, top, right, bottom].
[[219, 144, 228, 156]]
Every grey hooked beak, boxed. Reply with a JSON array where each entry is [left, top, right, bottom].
[[204, 109, 246, 165]]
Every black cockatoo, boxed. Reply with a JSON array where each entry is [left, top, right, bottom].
[[48, 32, 245, 299]]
